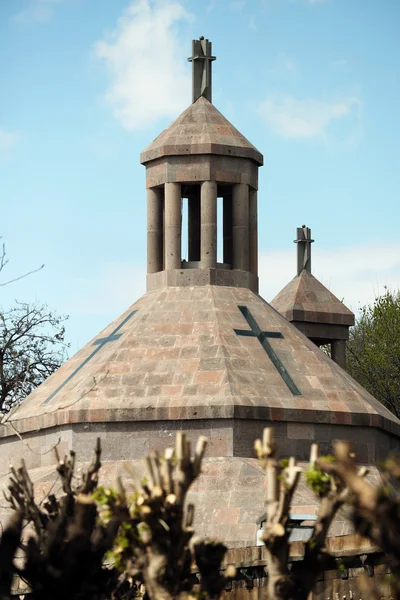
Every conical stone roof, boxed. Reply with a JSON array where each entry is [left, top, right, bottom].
[[3, 285, 398, 442], [270, 270, 355, 326], [140, 96, 263, 165]]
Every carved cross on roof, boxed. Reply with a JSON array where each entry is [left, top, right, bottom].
[[187, 37, 216, 104], [294, 225, 314, 275]]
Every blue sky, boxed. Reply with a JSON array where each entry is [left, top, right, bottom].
[[1, 0, 400, 352]]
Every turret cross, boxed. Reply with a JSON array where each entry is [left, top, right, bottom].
[[188, 37, 216, 103], [294, 225, 314, 275]]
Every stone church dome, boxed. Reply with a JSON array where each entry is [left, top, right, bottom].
[[1, 37, 399, 548]]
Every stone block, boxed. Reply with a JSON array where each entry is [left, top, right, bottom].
[[212, 507, 240, 525], [287, 423, 315, 440]]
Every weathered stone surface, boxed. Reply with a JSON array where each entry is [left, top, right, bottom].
[[270, 269, 355, 326], [0, 453, 384, 548], [3, 285, 399, 451], [1, 417, 395, 472], [147, 187, 163, 273], [140, 96, 263, 167], [164, 182, 181, 270], [146, 268, 258, 292], [145, 155, 259, 190], [200, 181, 217, 268]]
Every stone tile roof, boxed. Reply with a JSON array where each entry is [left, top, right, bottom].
[[2, 285, 397, 438], [140, 96, 263, 166], [270, 270, 355, 326]]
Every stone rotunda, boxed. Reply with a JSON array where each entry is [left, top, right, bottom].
[[1, 38, 399, 547]]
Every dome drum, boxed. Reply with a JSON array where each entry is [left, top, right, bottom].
[[144, 154, 259, 191], [146, 179, 259, 292]]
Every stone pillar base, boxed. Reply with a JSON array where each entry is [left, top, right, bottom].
[[147, 268, 258, 292]]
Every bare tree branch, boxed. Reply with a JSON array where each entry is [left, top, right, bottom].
[[0, 240, 9, 275], [0, 263, 45, 287], [0, 301, 69, 415], [0, 236, 45, 287]]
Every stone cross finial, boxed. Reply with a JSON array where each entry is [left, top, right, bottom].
[[294, 225, 314, 275], [187, 37, 216, 104]]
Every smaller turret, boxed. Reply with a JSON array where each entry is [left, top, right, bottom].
[[270, 225, 355, 368]]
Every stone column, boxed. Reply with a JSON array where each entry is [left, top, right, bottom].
[[331, 340, 346, 369], [249, 189, 258, 278], [164, 182, 181, 270], [188, 191, 200, 262], [200, 181, 217, 268], [147, 187, 163, 273], [232, 183, 249, 271]]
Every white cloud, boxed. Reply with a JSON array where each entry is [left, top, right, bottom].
[[94, 0, 193, 131], [248, 15, 257, 30], [282, 56, 295, 72], [206, 0, 217, 13], [231, 0, 246, 9], [331, 59, 347, 68], [54, 262, 146, 350], [68, 246, 400, 321], [63, 245, 400, 349], [258, 94, 362, 139], [260, 244, 400, 315], [285, 0, 331, 4], [0, 130, 19, 157], [58, 263, 146, 319], [12, 0, 63, 24], [48, 242, 400, 350], [273, 53, 296, 73]]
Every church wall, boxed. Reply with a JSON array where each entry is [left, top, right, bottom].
[[0, 419, 234, 468], [0, 422, 391, 547], [0, 426, 73, 471], [71, 419, 234, 461], [232, 419, 398, 462], [0, 417, 398, 470]]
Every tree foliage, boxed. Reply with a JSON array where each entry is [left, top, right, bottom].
[[347, 288, 400, 418], [0, 301, 69, 415]]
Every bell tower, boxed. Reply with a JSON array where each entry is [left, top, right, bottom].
[[140, 37, 263, 293]]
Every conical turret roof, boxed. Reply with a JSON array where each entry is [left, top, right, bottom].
[[270, 270, 355, 326], [140, 96, 263, 165]]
